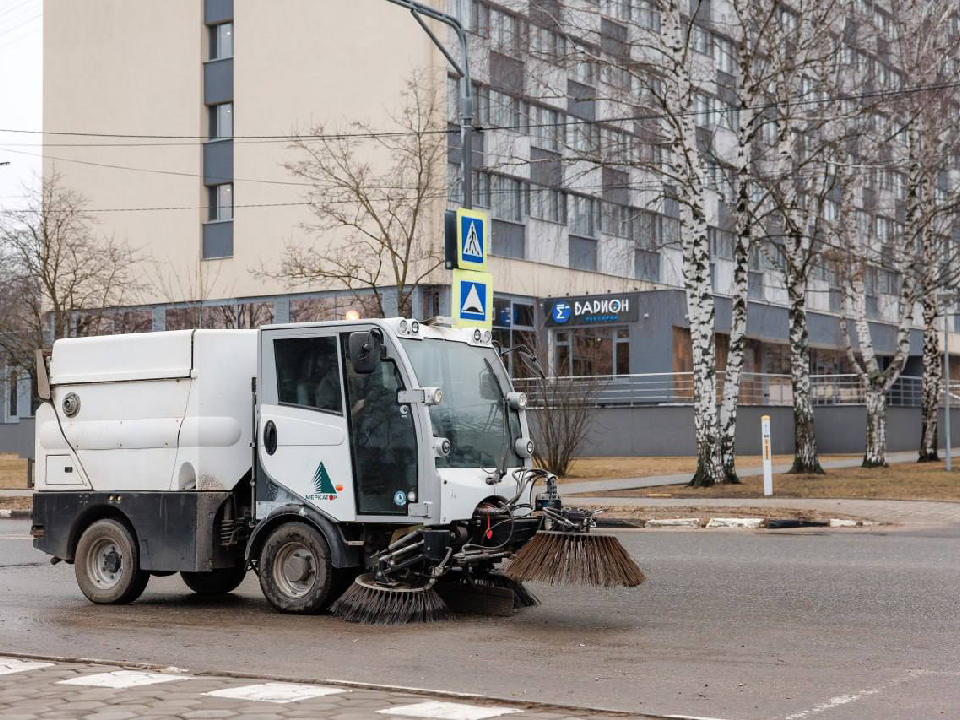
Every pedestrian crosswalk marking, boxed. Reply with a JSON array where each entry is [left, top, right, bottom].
[[379, 700, 521, 719], [205, 682, 347, 704], [0, 657, 54, 675], [58, 670, 191, 688]]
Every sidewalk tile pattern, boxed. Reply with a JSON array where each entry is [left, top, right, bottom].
[[0, 657, 622, 719]]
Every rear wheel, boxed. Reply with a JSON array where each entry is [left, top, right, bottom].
[[181, 565, 246, 595], [75, 519, 150, 604], [258, 522, 335, 614]]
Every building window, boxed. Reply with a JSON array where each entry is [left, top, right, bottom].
[[209, 102, 233, 140], [490, 175, 526, 223], [635, 249, 660, 282], [209, 183, 233, 221], [691, 25, 711, 55], [709, 227, 735, 260], [529, 185, 566, 224], [210, 22, 233, 60], [569, 195, 600, 238], [554, 326, 628, 377], [713, 34, 735, 74], [7, 370, 18, 419], [531, 105, 562, 151]]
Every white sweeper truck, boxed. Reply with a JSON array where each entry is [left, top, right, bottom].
[[31, 318, 643, 624]]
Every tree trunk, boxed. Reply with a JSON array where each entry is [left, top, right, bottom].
[[787, 274, 824, 474], [719, 187, 750, 485], [863, 385, 889, 467], [918, 293, 941, 462]]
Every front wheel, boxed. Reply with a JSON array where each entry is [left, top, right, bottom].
[[181, 565, 246, 595], [75, 519, 150, 604], [258, 522, 335, 614]]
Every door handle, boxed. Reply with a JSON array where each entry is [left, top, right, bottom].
[[264, 420, 278, 455]]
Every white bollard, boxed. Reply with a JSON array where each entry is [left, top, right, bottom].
[[761, 414, 773, 496]]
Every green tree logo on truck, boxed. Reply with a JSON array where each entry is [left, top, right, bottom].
[[307, 462, 338, 502]]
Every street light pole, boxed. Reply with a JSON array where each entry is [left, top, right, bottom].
[[383, 0, 473, 209], [945, 308, 952, 470]]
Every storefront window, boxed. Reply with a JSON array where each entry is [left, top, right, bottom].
[[555, 326, 630, 377], [492, 295, 538, 376]]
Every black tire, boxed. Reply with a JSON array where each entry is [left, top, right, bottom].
[[258, 522, 335, 614], [181, 565, 246, 595], [74, 519, 150, 605]]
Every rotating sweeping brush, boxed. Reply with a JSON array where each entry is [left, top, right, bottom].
[[471, 570, 540, 608], [505, 531, 646, 588], [330, 573, 451, 625]]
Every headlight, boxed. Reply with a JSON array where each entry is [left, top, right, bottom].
[[434, 437, 451, 457], [426, 387, 443, 405], [411, 320, 419, 334], [515, 437, 535, 458], [482, 330, 492, 344], [506, 391, 527, 410], [473, 329, 482, 342], [399, 319, 408, 334]]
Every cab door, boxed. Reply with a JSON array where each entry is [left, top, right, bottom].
[[258, 327, 357, 522]]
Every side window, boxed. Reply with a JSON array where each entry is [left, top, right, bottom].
[[274, 337, 343, 414]]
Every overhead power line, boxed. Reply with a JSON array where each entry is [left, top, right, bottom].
[[0, 79, 958, 146]]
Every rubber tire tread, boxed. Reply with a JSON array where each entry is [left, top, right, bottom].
[[181, 565, 246, 595], [258, 521, 335, 614], [75, 519, 150, 605]]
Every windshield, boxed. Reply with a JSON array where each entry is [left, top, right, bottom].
[[402, 338, 522, 469]]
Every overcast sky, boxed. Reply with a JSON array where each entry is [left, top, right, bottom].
[[0, 0, 43, 210]]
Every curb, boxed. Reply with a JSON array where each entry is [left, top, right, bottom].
[[598, 516, 881, 529], [0, 509, 30, 519]]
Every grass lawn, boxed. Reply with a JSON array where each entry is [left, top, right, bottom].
[[0, 454, 28, 489], [577, 461, 960, 502], [560, 454, 860, 482]]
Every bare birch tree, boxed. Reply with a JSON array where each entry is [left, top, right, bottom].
[[0, 173, 141, 398], [266, 73, 446, 318]]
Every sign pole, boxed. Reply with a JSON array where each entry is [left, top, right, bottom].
[[761, 415, 773, 496]]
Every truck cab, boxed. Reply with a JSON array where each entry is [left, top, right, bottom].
[[31, 318, 542, 613]]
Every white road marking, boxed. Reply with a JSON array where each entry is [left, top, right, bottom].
[[205, 682, 346, 704], [58, 670, 191, 688], [0, 535, 32, 540], [378, 700, 521, 719], [783, 672, 920, 719], [0, 657, 54, 675]]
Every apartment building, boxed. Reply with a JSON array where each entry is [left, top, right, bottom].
[[1, 0, 956, 453]]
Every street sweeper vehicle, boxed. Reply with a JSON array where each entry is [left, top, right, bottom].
[[31, 318, 644, 624]]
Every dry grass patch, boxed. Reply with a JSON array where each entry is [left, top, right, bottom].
[[560, 454, 859, 483], [0, 454, 28, 489], [0, 495, 31, 511], [578, 462, 960, 502]]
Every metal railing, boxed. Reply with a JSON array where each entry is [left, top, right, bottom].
[[513, 372, 960, 409]]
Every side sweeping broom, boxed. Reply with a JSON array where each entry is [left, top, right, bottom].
[[506, 481, 646, 588]]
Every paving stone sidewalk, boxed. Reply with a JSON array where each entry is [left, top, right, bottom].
[[0, 656, 633, 720]]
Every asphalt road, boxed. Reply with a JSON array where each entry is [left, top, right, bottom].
[[1, 520, 959, 719]]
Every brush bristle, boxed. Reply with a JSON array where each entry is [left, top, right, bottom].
[[473, 571, 541, 608], [505, 531, 646, 588], [329, 574, 451, 625]]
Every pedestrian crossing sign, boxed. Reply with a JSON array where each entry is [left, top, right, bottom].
[[451, 269, 493, 329], [456, 208, 489, 271]]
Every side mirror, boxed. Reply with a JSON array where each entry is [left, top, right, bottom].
[[347, 330, 382, 374], [36, 349, 51, 401], [518, 349, 546, 380]]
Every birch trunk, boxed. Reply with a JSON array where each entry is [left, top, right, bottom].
[[719, 178, 750, 484], [863, 385, 889, 467], [918, 291, 941, 462], [786, 256, 823, 474]]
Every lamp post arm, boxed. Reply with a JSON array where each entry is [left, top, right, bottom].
[[383, 0, 474, 208]]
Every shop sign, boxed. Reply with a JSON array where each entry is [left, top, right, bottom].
[[544, 293, 638, 326]]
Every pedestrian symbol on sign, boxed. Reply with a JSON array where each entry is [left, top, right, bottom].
[[462, 220, 483, 259]]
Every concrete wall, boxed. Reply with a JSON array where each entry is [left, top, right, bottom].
[[0, 419, 34, 458], [532, 405, 960, 458]]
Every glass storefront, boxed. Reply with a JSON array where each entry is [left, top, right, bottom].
[[493, 296, 538, 377], [554, 326, 630, 377]]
